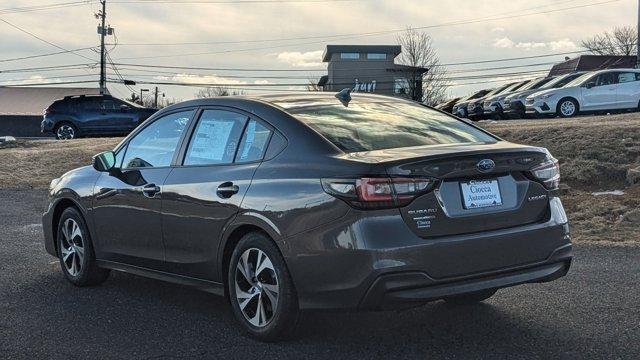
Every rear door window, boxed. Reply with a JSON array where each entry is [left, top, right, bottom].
[[595, 73, 618, 86], [618, 72, 638, 83], [235, 119, 273, 163], [82, 98, 101, 110], [183, 110, 248, 166], [101, 99, 117, 110]]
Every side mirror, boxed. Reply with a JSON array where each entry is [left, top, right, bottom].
[[120, 104, 130, 111], [585, 82, 596, 89], [92, 151, 116, 172]]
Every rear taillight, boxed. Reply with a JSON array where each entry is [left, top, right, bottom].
[[43, 107, 54, 115], [530, 157, 560, 190], [322, 177, 436, 209]]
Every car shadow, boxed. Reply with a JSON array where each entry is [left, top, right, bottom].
[[5, 268, 585, 359]]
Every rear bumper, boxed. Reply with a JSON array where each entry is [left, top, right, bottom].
[[284, 197, 572, 310], [360, 246, 571, 309]]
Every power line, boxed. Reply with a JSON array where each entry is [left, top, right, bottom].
[[0, 46, 97, 63], [106, 70, 549, 88], [0, 1, 93, 15], [109, 0, 588, 46], [0, 17, 95, 62], [0, 73, 100, 83], [1, 80, 99, 87], [110, 0, 619, 60], [110, 0, 358, 3], [0, 63, 97, 74]]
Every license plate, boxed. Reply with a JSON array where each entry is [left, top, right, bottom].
[[460, 180, 503, 209]]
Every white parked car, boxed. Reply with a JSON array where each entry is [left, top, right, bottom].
[[525, 69, 640, 118]]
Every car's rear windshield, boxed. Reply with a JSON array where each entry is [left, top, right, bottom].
[[277, 98, 497, 153]]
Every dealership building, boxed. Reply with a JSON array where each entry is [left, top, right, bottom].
[[317, 45, 429, 99]]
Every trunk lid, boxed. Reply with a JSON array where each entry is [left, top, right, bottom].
[[342, 141, 551, 237]]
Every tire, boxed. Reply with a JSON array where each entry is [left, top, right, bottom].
[[54, 122, 78, 140], [444, 289, 497, 305], [556, 98, 579, 118], [227, 232, 299, 342], [56, 207, 110, 286]]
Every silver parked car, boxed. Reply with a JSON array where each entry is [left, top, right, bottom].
[[526, 69, 640, 117]]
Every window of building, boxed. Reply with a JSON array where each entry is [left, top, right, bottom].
[[367, 53, 386, 60], [340, 53, 359, 60], [394, 78, 410, 95]]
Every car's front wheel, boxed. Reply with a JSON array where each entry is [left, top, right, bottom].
[[54, 122, 77, 140], [557, 98, 579, 118], [228, 232, 299, 342], [57, 207, 110, 286]]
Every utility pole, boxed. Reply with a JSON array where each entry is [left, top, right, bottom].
[[637, 0, 640, 68], [154, 86, 159, 108], [140, 88, 149, 106], [99, 0, 106, 94]]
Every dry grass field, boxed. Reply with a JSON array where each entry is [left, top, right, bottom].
[[1, 113, 638, 242]]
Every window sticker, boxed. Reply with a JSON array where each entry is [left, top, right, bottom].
[[190, 119, 235, 161], [240, 121, 257, 160]]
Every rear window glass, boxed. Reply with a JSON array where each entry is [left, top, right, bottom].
[[278, 99, 496, 153]]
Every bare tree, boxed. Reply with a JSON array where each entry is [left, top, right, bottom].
[[306, 78, 321, 91], [194, 86, 243, 98], [396, 27, 449, 105], [581, 26, 637, 56]]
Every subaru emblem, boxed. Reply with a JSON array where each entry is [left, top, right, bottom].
[[476, 159, 495, 172]]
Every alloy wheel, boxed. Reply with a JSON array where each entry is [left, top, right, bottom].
[[560, 101, 576, 117], [56, 125, 75, 140], [59, 218, 85, 277], [234, 248, 279, 328]]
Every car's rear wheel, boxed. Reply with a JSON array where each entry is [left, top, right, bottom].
[[444, 289, 497, 305], [57, 207, 110, 286], [228, 232, 299, 342], [54, 122, 77, 140], [557, 98, 579, 118]]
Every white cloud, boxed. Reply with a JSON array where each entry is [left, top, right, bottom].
[[276, 50, 324, 67], [168, 73, 246, 86], [515, 42, 547, 50], [548, 39, 579, 51], [492, 37, 578, 51], [491, 27, 505, 33], [492, 37, 515, 48]]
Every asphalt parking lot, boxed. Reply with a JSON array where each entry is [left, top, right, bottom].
[[1, 189, 639, 359]]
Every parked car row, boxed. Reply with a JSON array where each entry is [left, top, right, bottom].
[[41, 94, 157, 140], [441, 68, 640, 120]]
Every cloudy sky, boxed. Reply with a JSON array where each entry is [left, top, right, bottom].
[[0, 0, 635, 102]]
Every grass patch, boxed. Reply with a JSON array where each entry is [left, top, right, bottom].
[[1, 113, 638, 242]]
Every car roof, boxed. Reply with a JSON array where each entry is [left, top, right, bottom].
[[590, 68, 640, 75], [158, 92, 416, 113]]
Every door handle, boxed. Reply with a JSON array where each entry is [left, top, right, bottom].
[[142, 183, 160, 197], [217, 182, 239, 198]]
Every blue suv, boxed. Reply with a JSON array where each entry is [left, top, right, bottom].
[[41, 95, 156, 139]]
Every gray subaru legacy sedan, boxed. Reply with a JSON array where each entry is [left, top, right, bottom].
[[42, 92, 571, 341]]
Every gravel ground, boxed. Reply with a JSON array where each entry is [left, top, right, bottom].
[[1, 189, 639, 359]]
